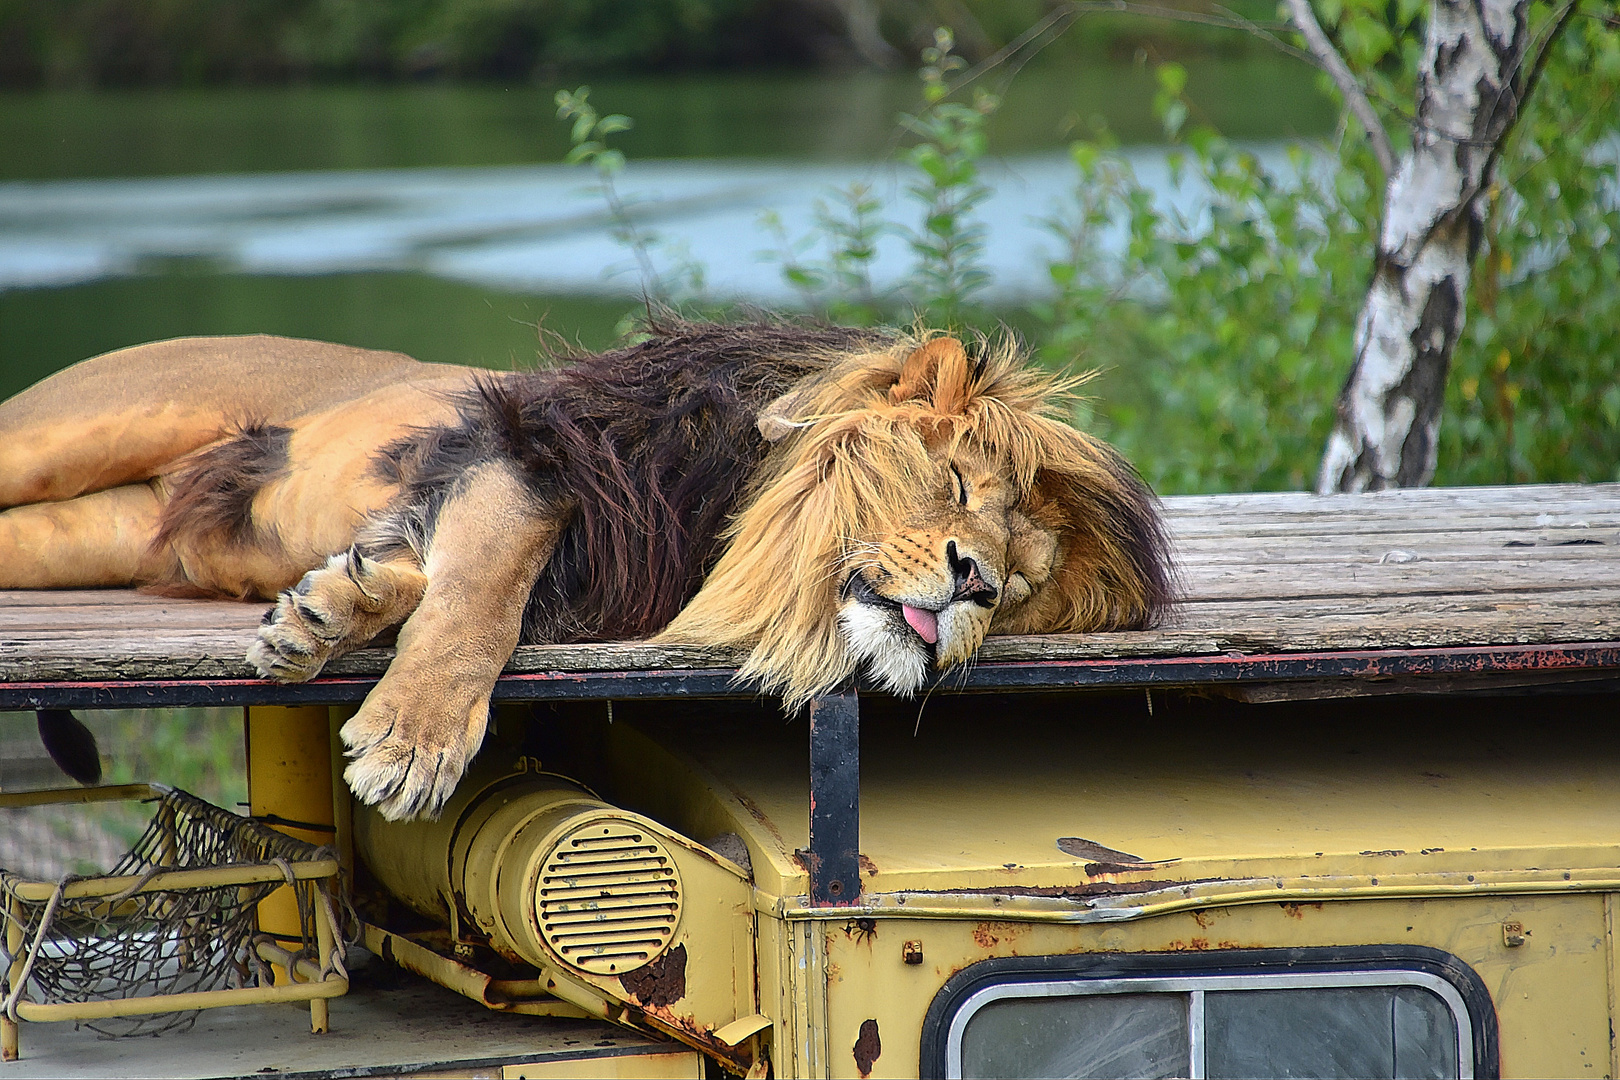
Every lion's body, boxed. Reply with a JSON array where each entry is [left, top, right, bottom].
[[0, 320, 1172, 820]]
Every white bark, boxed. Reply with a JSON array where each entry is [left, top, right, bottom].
[[1317, 0, 1531, 493]]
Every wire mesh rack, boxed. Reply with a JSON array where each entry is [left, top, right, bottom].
[[0, 783, 347, 1062]]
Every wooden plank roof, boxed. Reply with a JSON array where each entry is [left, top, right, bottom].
[[2, 483, 1618, 706]]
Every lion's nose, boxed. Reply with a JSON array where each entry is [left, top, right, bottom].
[[946, 541, 998, 606]]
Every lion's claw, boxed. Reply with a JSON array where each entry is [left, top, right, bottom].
[[249, 587, 332, 681]]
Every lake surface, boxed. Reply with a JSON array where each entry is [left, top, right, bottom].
[[1, 61, 1333, 398]]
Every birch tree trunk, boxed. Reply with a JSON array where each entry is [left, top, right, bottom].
[[1316, 0, 1532, 493]]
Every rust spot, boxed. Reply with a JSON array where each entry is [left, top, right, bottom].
[[620, 943, 686, 1008], [731, 790, 787, 848], [1360, 849, 1405, 857], [1280, 902, 1323, 919], [853, 1018, 881, 1077], [1191, 909, 1214, 929], [1166, 938, 1211, 951], [972, 920, 1028, 949], [858, 854, 879, 877], [844, 917, 878, 946]]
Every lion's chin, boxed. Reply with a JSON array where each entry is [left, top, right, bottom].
[[837, 600, 931, 696]]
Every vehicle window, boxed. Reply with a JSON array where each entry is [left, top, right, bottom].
[[961, 991, 1189, 1079], [1204, 985, 1458, 1079], [949, 972, 1472, 1080]]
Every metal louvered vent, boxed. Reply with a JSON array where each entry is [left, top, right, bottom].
[[536, 819, 683, 976]]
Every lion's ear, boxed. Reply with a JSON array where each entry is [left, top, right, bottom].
[[891, 337, 971, 414], [758, 388, 808, 442]]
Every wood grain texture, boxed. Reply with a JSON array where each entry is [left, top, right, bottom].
[[1, 484, 1617, 683]]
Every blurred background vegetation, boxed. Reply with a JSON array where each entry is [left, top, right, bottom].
[[0, 0, 1276, 86], [1, 0, 1612, 494]]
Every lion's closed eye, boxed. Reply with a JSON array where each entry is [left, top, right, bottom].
[[1002, 570, 1034, 606]]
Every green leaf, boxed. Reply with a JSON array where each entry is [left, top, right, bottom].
[[1156, 62, 1188, 97]]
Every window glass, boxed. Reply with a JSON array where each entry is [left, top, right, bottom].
[[960, 991, 1190, 1080], [1394, 985, 1463, 1080], [1205, 985, 1457, 1079], [947, 978, 1466, 1080]]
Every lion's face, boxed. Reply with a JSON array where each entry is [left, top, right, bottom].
[[836, 441, 1055, 694], [660, 332, 1171, 711]]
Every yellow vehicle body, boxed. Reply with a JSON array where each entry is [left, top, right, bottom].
[[310, 686, 1618, 1079]]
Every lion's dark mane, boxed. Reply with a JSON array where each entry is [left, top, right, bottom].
[[372, 318, 891, 644]]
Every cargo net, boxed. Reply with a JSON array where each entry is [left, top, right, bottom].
[[1, 787, 329, 1038]]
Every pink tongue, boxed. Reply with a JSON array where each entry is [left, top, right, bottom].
[[902, 604, 939, 644]]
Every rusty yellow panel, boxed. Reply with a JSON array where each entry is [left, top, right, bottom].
[[806, 893, 1609, 1079], [499, 1048, 705, 1078], [618, 709, 1620, 902]]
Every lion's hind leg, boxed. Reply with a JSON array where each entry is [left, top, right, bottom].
[[247, 547, 427, 682], [0, 483, 174, 587]]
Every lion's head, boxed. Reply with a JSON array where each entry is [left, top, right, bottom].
[[658, 332, 1174, 709]]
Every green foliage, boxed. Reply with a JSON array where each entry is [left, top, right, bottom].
[[561, 6, 1617, 493], [1439, 14, 1620, 484], [773, 7, 1618, 494], [901, 29, 998, 321], [557, 85, 704, 306], [1039, 87, 1377, 492], [759, 29, 1000, 325]]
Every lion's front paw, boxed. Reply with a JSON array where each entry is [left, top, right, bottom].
[[247, 569, 346, 680], [249, 584, 338, 682], [248, 548, 424, 683], [340, 688, 490, 821]]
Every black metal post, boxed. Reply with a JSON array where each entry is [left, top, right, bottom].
[[807, 688, 861, 905]]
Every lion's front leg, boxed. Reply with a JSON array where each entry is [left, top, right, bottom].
[[247, 547, 427, 681], [336, 463, 566, 821]]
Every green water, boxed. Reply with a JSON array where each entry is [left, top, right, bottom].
[[1, 59, 1331, 180], [1, 60, 1332, 397]]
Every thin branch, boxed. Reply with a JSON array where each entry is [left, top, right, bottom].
[[945, 0, 1318, 102], [1283, 0, 1396, 179], [1471, 0, 1580, 199]]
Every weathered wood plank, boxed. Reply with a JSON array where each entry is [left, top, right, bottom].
[[1161, 482, 1620, 516], [1175, 559, 1620, 601], [2, 486, 1618, 685], [1173, 538, 1616, 564]]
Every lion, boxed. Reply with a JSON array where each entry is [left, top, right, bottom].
[[0, 319, 1173, 820]]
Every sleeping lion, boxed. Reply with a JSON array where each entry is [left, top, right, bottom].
[[0, 319, 1172, 820]]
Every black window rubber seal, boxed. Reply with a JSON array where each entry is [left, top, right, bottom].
[[918, 943, 1499, 1079]]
